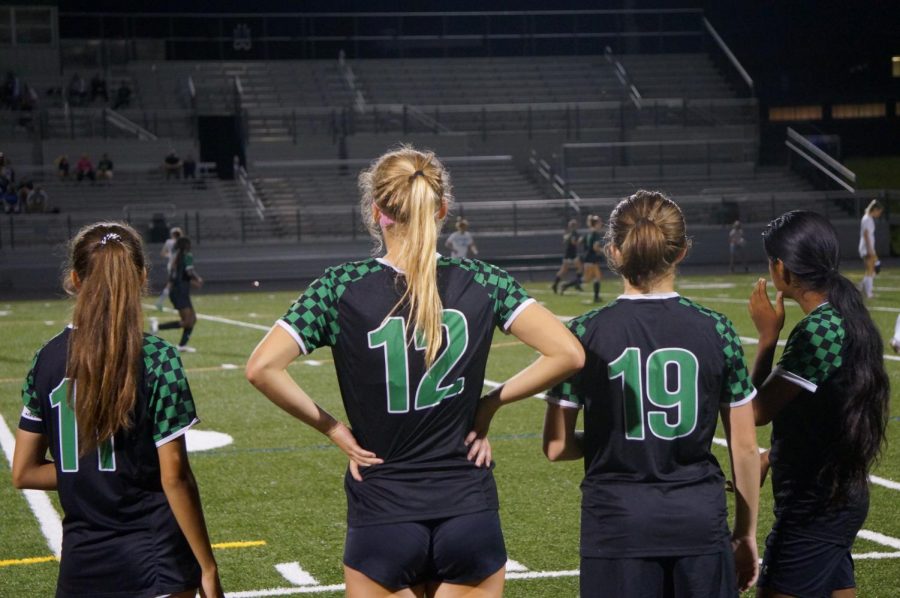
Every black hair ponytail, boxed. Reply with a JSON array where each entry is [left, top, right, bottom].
[[763, 211, 890, 505]]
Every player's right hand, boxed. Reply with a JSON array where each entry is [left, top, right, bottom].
[[748, 278, 784, 344], [326, 421, 382, 481], [731, 534, 759, 592]]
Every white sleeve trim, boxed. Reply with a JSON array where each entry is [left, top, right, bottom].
[[770, 366, 817, 393], [20, 406, 42, 421], [725, 387, 757, 408], [276, 319, 309, 355], [545, 395, 583, 410], [155, 417, 200, 448], [502, 298, 537, 332]]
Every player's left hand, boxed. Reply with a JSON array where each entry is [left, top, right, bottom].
[[748, 278, 784, 344], [731, 534, 759, 592], [326, 421, 382, 482], [464, 434, 492, 468], [465, 392, 501, 467]]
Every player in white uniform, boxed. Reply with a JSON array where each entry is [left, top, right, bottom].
[[857, 200, 882, 299]]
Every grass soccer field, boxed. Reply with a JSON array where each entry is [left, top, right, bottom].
[[1, 269, 899, 597]]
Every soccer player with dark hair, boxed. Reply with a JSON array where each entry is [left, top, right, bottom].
[[12, 222, 222, 598], [749, 210, 889, 598], [478, 190, 760, 595], [153, 236, 203, 352], [246, 146, 583, 597]]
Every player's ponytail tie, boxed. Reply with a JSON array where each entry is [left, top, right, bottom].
[[99, 232, 122, 245], [408, 170, 425, 182]]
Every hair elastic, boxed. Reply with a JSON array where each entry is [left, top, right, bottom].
[[100, 232, 122, 245], [409, 170, 425, 182], [379, 213, 396, 227]]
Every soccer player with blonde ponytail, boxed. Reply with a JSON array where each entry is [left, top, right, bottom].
[[12, 222, 222, 598], [248, 145, 583, 597]]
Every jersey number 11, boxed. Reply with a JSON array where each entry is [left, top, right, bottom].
[[49, 379, 116, 473]]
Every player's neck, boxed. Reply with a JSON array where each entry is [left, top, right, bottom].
[[621, 272, 676, 296], [788, 289, 829, 314]]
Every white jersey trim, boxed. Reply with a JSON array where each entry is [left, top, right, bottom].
[[770, 366, 817, 393], [155, 417, 200, 448], [726, 387, 757, 408], [503, 298, 537, 332], [276, 319, 309, 355], [616, 292, 680, 300], [545, 395, 583, 410], [20, 406, 42, 422]]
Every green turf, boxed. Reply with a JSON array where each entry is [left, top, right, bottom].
[[1, 269, 899, 596]]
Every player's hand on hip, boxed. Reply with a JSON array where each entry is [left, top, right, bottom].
[[731, 534, 759, 592], [465, 434, 492, 468], [748, 278, 784, 343], [465, 393, 501, 466], [326, 421, 382, 481]]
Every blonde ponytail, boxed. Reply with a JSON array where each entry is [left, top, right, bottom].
[[359, 145, 453, 366]]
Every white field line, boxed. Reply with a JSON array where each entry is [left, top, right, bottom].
[[143, 304, 271, 332], [275, 562, 318, 586], [0, 414, 63, 558], [858, 530, 900, 551], [506, 558, 528, 572]]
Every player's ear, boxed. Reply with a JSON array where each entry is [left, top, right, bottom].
[[437, 199, 448, 220], [607, 244, 622, 267], [372, 204, 381, 225], [70, 270, 81, 290], [672, 246, 688, 266]]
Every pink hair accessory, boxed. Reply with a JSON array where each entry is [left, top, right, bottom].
[[379, 212, 396, 227]]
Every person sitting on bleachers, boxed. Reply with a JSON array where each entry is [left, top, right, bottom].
[[3, 185, 20, 213], [183, 153, 197, 180], [56, 155, 70, 179], [112, 81, 132, 110], [26, 185, 49, 213], [164, 150, 182, 180], [68, 73, 87, 107], [76, 155, 96, 183], [98, 153, 114, 181]]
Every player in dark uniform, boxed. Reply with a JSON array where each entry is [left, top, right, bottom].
[[748, 211, 889, 598], [153, 236, 203, 353], [552, 218, 582, 294], [12, 222, 222, 598], [246, 146, 583, 597], [562, 214, 603, 301], [476, 191, 760, 596]]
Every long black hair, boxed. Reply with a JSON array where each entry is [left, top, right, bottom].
[[762, 210, 889, 504], [174, 236, 192, 277]]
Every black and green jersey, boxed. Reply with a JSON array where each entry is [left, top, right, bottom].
[[278, 256, 534, 526], [170, 252, 194, 285], [564, 232, 581, 259], [547, 293, 756, 558], [18, 328, 201, 597], [769, 302, 866, 542], [582, 230, 604, 263]]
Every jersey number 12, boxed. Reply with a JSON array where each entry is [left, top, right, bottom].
[[608, 347, 699, 440], [49, 379, 116, 473], [368, 309, 469, 413]]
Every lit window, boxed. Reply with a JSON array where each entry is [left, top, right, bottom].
[[893, 56, 900, 78], [768, 106, 823, 122], [832, 103, 886, 119]]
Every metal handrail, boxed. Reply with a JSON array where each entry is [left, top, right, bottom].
[[103, 108, 159, 141], [786, 128, 856, 182], [237, 165, 266, 221], [604, 46, 642, 109], [702, 17, 754, 95]]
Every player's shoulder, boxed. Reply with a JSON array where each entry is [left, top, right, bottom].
[[565, 299, 621, 337], [28, 326, 70, 371], [439, 255, 508, 279], [674, 296, 739, 337], [142, 334, 181, 374], [322, 258, 385, 283], [796, 303, 845, 338]]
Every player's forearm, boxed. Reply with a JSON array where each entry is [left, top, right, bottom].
[[730, 443, 760, 539], [750, 337, 777, 389], [160, 467, 218, 572], [489, 354, 582, 408], [249, 367, 339, 435], [11, 460, 57, 490]]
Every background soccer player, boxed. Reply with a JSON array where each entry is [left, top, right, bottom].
[[153, 235, 203, 352], [552, 218, 582, 294], [12, 222, 222, 598], [502, 190, 760, 595], [858, 199, 882, 300], [562, 214, 603, 302], [246, 146, 583, 597], [748, 210, 890, 598]]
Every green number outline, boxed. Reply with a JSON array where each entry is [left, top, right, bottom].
[[608, 347, 644, 440], [48, 378, 116, 473]]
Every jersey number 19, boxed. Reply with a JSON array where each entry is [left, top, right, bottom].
[[368, 309, 469, 414], [608, 347, 699, 440]]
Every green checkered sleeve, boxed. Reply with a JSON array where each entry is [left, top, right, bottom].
[[145, 336, 198, 446], [21, 351, 42, 419], [479, 263, 534, 330], [777, 309, 844, 391], [184, 253, 194, 269], [279, 268, 340, 353], [546, 315, 591, 408], [717, 318, 756, 405]]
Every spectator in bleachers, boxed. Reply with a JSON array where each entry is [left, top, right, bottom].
[[76, 155, 96, 183], [183, 153, 197, 180], [68, 73, 88, 107], [90, 73, 108, 103], [26, 185, 49, 213], [112, 81, 132, 110], [445, 217, 478, 259], [56, 155, 70, 179], [0, 158, 15, 189], [164, 150, 182, 180], [97, 153, 114, 182], [3, 185, 20, 213], [16, 179, 33, 207], [2, 71, 21, 109]]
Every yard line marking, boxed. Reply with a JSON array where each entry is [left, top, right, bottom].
[[0, 414, 63, 558], [143, 304, 270, 332], [506, 559, 528, 572], [275, 562, 319, 586], [213, 540, 267, 550], [858, 530, 900, 550], [854, 551, 900, 560], [0, 555, 58, 568]]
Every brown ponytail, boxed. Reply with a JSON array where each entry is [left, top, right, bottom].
[[605, 190, 690, 291], [64, 222, 147, 456], [359, 145, 453, 366]]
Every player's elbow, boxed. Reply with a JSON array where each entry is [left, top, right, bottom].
[[543, 437, 573, 462], [562, 340, 585, 374], [11, 464, 28, 489], [245, 356, 268, 389]]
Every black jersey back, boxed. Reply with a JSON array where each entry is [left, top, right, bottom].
[[18, 328, 200, 597], [279, 256, 534, 526], [547, 294, 756, 558], [582, 230, 603, 263]]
